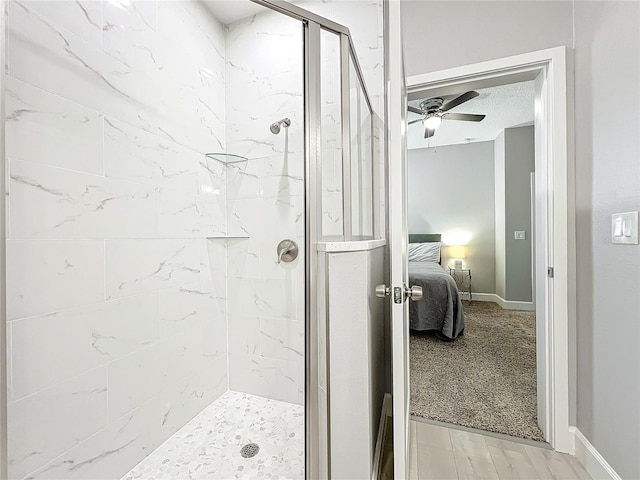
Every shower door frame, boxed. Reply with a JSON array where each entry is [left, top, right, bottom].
[[250, 1, 377, 477], [0, 1, 7, 478]]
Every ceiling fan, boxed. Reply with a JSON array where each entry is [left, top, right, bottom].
[[408, 90, 486, 138]]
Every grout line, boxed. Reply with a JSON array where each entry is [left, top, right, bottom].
[[103, 238, 107, 304], [7, 286, 158, 324], [8, 153, 159, 190], [7, 363, 108, 407]]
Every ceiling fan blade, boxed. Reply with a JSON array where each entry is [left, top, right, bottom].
[[440, 91, 479, 112], [443, 112, 486, 122], [408, 105, 424, 115], [408, 119, 423, 125], [424, 127, 436, 139]]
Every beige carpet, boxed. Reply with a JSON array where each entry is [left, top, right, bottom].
[[410, 301, 544, 441]]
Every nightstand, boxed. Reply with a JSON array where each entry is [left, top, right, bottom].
[[448, 267, 472, 301]]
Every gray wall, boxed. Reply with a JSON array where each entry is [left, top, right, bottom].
[[408, 142, 496, 295], [494, 132, 506, 298], [573, 2, 640, 479], [402, 2, 640, 478], [495, 126, 535, 302], [401, 1, 574, 78]]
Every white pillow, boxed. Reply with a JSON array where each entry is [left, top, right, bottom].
[[408, 242, 441, 263]]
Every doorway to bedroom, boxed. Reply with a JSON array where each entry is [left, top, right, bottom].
[[405, 79, 543, 443]]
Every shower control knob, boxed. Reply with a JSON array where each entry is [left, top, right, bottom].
[[277, 239, 299, 264]]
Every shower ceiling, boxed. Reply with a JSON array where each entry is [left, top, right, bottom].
[[202, 0, 297, 25]]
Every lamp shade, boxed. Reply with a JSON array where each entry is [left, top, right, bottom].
[[450, 245, 466, 259]]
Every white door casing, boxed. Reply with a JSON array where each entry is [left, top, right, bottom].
[[534, 69, 549, 440], [405, 47, 573, 453], [385, 0, 411, 477]]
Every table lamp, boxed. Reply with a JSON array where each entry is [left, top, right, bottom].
[[450, 245, 466, 269]]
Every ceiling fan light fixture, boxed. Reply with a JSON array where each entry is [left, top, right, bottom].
[[423, 114, 442, 130]]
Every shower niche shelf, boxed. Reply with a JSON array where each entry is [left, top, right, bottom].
[[205, 153, 248, 164]]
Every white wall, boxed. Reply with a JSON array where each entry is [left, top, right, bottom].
[[408, 142, 496, 295], [5, 2, 228, 478], [401, 1, 640, 477]]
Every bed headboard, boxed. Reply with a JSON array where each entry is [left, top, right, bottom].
[[408, 234, 442, 263], [408, 233, 441, 243]]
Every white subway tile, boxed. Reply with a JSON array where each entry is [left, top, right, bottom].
[[225, 159, 262, 200], [9, 294, 158, 401], [102, 0, 158, 75], [228, 353, 303, 405], [158, 282, 226, 340], [6, 239, 104, 320], [227, 277, 296, 321], [159, 356, 227, 438], [108, 345, 163, 419], [227, 315, 260, 357], [260, 317, 304, 362], [26, 397, 161, 480], [103, 116, 199, 191], [105, 239, 201, 300], [10, 159, 158, 239], [7, 368, 109, 480], [8, 1, 158, 134], [20, 0, 103, 50], [227, 238, 260, 278], [5, 77, 103, 175]]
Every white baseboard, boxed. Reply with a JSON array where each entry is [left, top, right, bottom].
[[471, 293, 535, 311], [570, 427, 621, 480], [372, 394, 392, 480]]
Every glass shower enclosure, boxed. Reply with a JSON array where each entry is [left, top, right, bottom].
[[1, 0, 381, 478]]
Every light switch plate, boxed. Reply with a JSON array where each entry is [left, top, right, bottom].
[[514, 231, 526, 240], [611, 211, 638, 245]]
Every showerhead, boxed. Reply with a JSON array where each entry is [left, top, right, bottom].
[[270, 118, 291, 134]]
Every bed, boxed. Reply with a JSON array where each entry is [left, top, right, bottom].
[[408, 234, 465, 340]]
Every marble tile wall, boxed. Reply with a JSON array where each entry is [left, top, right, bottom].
[[223, 11, 306, 405], [5, 1, 384, 478], [219, 0, 384, 405], [5, 1, 228, 479]]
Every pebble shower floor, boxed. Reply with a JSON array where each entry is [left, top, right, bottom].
[[121, 391, 304, 479]]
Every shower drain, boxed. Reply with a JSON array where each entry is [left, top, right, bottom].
[[240, 443, 260, 458]]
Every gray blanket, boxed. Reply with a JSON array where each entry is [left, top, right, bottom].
[[408, 262, 465, 339]]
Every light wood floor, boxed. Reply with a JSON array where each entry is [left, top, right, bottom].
[[409, 420, 592, 479]]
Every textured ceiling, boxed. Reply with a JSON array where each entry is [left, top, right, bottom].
[[407, 81, 535, 150]]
